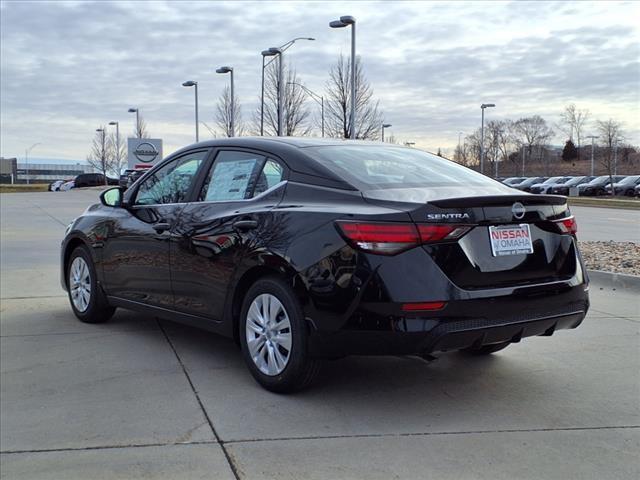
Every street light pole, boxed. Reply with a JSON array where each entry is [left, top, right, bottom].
[[108, 121, 120, 173], [330, 15, 356, 139], [288, 82, 325, 137], [261, 37, 315, 137], [216, 67, 235, 137], [25, 142, 40, 185], [586, 135, 597, 176], [381, 123, 392, 142], [260, 53, 268, 136], [479, 103, 495, 175], [182, 81, 199, 142], [267, 48, 284, 136], [128, 108, 139, 138]]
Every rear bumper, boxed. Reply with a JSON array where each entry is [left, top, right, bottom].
[[308, 304, 586, 357], [306, 272, 589, 357]]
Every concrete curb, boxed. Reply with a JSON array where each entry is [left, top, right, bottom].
[[587, 269, 640, 292]]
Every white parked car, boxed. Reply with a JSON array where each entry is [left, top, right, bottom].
[[60, 180, 75, 191], [49, 180, 66, 191]]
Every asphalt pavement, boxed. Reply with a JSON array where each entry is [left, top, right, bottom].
[[1, 190, 639, 479], [570, 205, 640, 243]]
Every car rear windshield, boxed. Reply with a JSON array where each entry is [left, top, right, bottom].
[[305, 145, 497, 190]]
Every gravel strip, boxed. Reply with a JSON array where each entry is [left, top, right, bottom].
[[579, 241, 640, 276]]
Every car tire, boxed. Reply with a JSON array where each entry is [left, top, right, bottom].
[[461, 342, 510, 355], [67, 246, 115, 323], [239, 276, 320, 393]]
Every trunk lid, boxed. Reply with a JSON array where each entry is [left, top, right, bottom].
[[362, 187, 577, 289]]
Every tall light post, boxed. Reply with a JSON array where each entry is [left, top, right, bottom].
[[480, 103, 495, 175], [95, 128, 108, 184], [261, 37, 315, 136], [267, 48, 284, 136], [128, 108, 139, 138], [216, 66, 235, 137], [25, 142, 41, 185], [330, 15, 356, 139], [288, 82, 325, 137], [381, 123, 392, 142], [108, 121, 120, 174], [586, 135, 597, 176], [261, 50, 278, 136], [182, 81, 199, 142]]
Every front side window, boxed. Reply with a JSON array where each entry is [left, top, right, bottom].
[[135, 150, 208, 205], [199, 151, 267, 202]]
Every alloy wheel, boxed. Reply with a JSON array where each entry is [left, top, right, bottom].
[[245, 293, 292, 376], [69, 256, 91, 312]]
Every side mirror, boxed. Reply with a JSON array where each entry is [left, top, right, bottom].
[[100, 187, 126, 208]]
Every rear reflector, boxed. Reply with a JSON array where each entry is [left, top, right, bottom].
[[553, 216, 578, 235], [402, 301, 447, 312], [336, 221, 471, 255]]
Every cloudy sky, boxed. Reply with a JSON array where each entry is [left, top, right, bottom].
[[1, 0, 638, 162]]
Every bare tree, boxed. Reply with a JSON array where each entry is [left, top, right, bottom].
[[558, 104, 589, 154], [87, 127, 113, 184], [463, 130, 482, 167], [108, 132, 126, 176], [134, 115, 149, 139], [215, 85, 243, 137], [511, 115, 554, 161], [597, 119, 624, 193], [253, 61, 310, 136], [325, 54, 383, 139]]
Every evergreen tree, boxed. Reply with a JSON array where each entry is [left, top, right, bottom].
[[561, 139, 578, 162]]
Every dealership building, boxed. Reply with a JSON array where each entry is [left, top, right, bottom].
[[0, 157, 93, 184]]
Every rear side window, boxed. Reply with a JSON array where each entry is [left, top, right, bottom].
[[253, 159, 284, 196], [199, 152, 284, 202], [305, 145, 498, 190], [200, 151, 265, 202]]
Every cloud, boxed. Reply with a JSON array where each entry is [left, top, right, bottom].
[[1, 0, 638, 160]]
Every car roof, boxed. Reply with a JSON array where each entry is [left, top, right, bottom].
[[165, 137, 419, 191]]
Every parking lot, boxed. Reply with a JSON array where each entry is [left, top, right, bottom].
[[1, 190, 639, 479]]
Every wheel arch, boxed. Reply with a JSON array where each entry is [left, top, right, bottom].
[[62, 234, 99, 289], [227, 257, 309, 345]]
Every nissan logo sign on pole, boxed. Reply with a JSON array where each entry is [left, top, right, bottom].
[[127, 138, 163, 170], [134, 142, 159, 163]]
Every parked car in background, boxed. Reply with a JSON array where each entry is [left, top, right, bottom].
[[529, 176, 572, 194], [549, 176, 595, 196], [119, 169, 148, 188], [605, 175, 640, 196], [74, 173, 118, 188], [510, 177, 547, 192], [578, 175, 626, 196], [60, 180, 75, 191], [60, 138, 589, 392], [635, 184, 640, 197], [502, 177, 526, 186], [48, 180, 65, 191]]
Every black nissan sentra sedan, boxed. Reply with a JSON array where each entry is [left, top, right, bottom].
[[61, 138, 589, 392]]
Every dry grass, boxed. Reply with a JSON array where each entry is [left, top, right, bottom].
[[0, 184, 49, 193]]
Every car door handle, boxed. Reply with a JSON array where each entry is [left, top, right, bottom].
[[152, 222, 171, 233], [233, 220, 258, 231]]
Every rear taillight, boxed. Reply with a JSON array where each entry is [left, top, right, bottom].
[[336, 221, 471, 255], [553, 216, 578, 235]]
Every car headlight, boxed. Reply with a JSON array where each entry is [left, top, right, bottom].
[[65, 221, 74, 236]]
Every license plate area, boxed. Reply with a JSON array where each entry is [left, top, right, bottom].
[[489, 224, 534, 257]]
